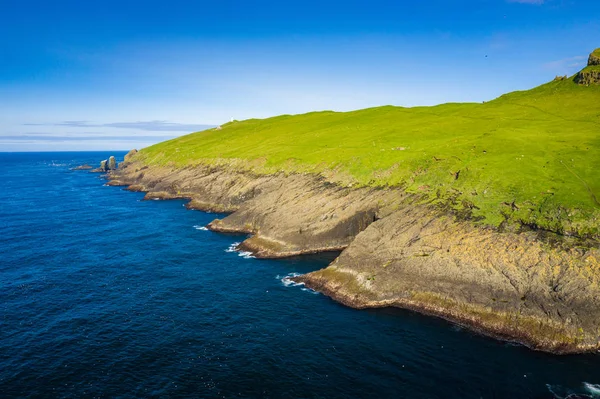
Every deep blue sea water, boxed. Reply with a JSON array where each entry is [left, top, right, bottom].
[[1, 152, 600, 399]]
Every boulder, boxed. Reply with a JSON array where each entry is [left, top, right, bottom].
[[100, 160, 108, 170]]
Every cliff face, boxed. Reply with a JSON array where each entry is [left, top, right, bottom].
[[110, 158, 600, 353], [110, 159, 405, 257], [588, 49, 600, 66], [295, 207, 600, 353], [576, 49, 600, 85]]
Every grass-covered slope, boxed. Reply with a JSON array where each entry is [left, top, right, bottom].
[[138, 75, 600, 238]]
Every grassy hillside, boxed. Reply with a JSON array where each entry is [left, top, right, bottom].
[[137, 74, 600, 238]]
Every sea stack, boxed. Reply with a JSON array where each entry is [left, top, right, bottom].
[[92, 156, 118, 172], [108, 156, 117, 170], [575, 48, 600, 85]]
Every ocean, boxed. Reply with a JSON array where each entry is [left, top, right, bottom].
[[1, 152, 599, 398]]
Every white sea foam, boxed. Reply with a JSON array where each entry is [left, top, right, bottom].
[[193, 225, 209, 231], [225, 242, 241, 253], [546, 384, 571, 399], [584, 383, 600, 396], [223, 242, 255, 258], [238, 251, 255, 259], [548, 382, 599, 399], [279, 273, 319, 294], [279, 273, 318, 294], [279, 272, 303, 287]]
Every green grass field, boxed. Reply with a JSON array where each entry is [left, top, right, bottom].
[[137, 68, 600, 239]]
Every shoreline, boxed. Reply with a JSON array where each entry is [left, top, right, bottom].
[[105, 158, 600, 354], [292, 270, 597, 354]]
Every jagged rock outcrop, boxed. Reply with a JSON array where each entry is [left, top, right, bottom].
[[108, 156, 117, 170], [109, 161, 404, 257], [108, 159, 600, 353], [124, 149, 138, 163], [91, 156, 118, 172], [575, 49, 600, 85], [294, 207, 600, 354], [589, 49, 600, 66]]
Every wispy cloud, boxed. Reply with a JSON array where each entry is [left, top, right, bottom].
[[543, 55, 587, 71], [24, 120, 215, 132], [507, 0, 544, 4], [0, 134, 180, 142]]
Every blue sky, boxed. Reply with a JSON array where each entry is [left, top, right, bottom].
[[1, 0, 599, 151]]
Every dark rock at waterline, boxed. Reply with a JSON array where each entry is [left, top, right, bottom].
[[90, 160, 109, 172], [72, 164, 93, 170]]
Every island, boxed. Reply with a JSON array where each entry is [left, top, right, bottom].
[[107, 49, 600, 354]]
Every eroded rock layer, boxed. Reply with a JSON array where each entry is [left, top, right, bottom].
[[576, 49, 600, 85], [109, 158, 600, 353]]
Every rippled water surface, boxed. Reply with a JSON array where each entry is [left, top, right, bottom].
[[1, 152, 600, 398]]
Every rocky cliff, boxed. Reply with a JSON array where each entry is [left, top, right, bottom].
[[588, 49, 600, 66], [576, 49, 600, 85], [109, 156, 600, 354]]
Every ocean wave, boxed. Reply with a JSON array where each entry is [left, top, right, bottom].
[[547, 383, 597, 399], [225, 242, 241, 253], [224, 242, 255, 259], [277, 272, 303, 287], [238, 251, 255, 259], [277, 273, 317, 294], [584, 383, 600, 397], [193, 225, 209, 231]]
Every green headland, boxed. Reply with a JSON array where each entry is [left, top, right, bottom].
[[112, 48, 600, 352], [137, 51, 600, 240]]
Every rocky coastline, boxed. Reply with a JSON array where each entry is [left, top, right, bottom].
[[106, 152, 600, 354]]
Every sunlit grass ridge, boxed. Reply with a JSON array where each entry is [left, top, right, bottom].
[[138, 75, 600, 238]]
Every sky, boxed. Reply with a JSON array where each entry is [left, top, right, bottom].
[[1, 0, 599, 151]]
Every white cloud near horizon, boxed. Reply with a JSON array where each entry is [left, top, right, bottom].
[[0, 133, 180, 142], [24, 120, 215, 132], [542, 55, 587, 71]]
